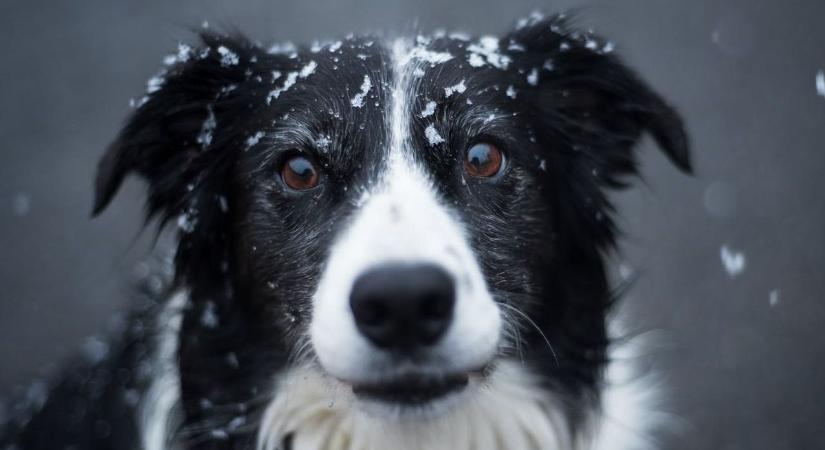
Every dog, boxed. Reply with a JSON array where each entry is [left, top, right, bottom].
[[0, 11, 690, 450]]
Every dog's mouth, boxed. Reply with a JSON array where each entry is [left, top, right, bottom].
[[351, 372, 470, 405]]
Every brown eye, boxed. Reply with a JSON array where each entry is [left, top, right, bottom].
[[281, 155, 320, 190], [464, 142, 504, 178]]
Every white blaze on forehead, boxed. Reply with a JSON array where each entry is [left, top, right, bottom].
[[308, 38, 501, 382]]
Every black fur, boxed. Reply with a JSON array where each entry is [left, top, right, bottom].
[[2, 13, 689, 450]]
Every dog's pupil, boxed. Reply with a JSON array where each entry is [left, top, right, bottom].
[[466, 143, 500, 177], [469, 145, 491, 166], [282, 155, 319, 190], [289, 157, 313, 178]]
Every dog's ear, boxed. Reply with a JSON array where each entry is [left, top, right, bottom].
[[505, 15, 691, 188], [92, 32, 260, 220]]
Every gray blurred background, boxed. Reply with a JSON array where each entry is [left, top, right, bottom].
[[1, 0, 823, 448]]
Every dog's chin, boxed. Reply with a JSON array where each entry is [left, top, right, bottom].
[[338, 368, 484, 419]]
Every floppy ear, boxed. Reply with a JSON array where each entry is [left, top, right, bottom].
[[506, 15, 691, 189], [92, 32, 259, 220], [504, 15, 691, 254]]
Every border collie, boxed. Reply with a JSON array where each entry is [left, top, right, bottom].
[[0, 12, 690, 450]]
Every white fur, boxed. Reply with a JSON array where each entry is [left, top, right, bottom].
[[256, 328, 664, 450], [309, 37, 501, 384], [590, 321, 671, 450], [257, 361, 572, 450], [139, 291, 186, 450], [137, 295, 666, 450]]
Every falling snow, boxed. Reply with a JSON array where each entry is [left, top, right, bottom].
[[425, 124, 445, 145], [769, 289, 780, 307], [720, 245, 746, 277], [81, 336, 109, 364], [816, 70, 825, 98], [11, 192, 30, 217], [506, 85, 517, 99], [350, 74, 372, 108], [420, 101, 437, 118]]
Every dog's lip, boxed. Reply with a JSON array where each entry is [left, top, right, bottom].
[[350, 372, 470, 405]]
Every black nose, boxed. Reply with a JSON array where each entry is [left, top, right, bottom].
[[350, 264, 456, 351]]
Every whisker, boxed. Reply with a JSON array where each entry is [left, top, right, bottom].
[[498, 302, 560, 368]]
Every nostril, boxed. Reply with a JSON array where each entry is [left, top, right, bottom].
[[419, 294, 451, 319], [355, 297, 389, 326]]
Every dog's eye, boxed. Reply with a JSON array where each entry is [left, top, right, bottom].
[[464, 142, 504, 178], [281, 155, 320, 190]]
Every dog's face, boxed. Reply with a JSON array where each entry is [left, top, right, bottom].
[[94, 14, 689, 442]]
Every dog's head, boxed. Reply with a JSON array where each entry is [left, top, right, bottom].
[[94, 13, 689, 440]]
